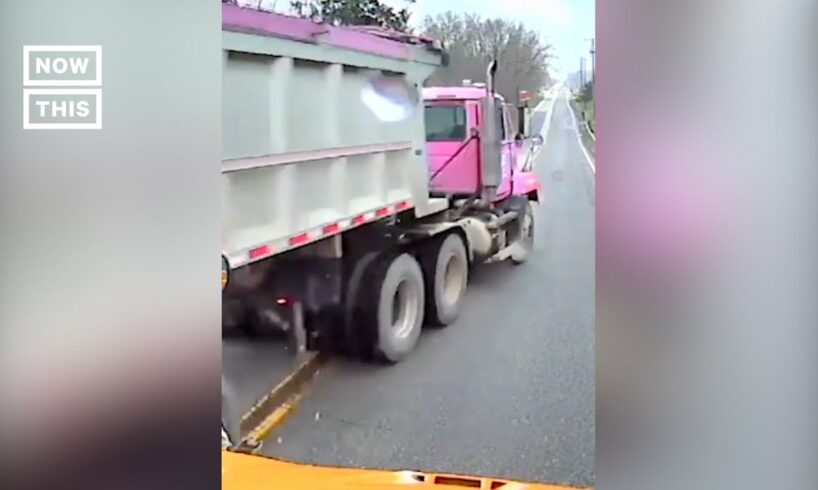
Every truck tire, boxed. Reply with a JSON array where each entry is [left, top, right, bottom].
[[366, 253, 425, 363], [342, 252, 380, 358], [511, 202, 535, 265], [422, 233, 468, 326]]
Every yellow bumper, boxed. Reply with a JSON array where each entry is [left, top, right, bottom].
[[222, 451, 589, 490]]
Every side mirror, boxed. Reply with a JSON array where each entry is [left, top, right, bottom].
[[531, 134, 544, 146]]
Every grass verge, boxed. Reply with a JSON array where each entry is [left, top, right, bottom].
[[570, 98, 596, 156]]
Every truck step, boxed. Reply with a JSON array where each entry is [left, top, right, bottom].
[[485, 241, 526, 263], [487, 210, 519, 229]]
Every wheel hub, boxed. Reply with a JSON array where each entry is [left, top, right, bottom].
[[442, 253, 466, 306], [392, 279, 419, 339]]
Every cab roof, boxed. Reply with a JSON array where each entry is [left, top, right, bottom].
[[423, 86, 505, 102]]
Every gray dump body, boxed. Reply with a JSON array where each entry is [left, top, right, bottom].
[[221, 6, 446, 268]]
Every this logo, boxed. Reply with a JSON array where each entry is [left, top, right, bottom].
[[23, 45, 102, 129]]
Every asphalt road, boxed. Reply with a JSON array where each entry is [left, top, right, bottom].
[[259, 92, 596, 488]]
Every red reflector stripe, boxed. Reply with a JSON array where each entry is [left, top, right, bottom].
[[322, 223, 340, 235], [352, 215, 366, 225], [376, 207, 390, 217], [289, 233, 310, 246], [249, 245, 272, 259], [396, 201, 409, 211]]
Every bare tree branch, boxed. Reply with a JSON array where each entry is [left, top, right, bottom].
[[422, 12, 552, 103]]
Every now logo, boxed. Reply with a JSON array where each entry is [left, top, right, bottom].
[[36, 56, 91, 75], [23, 45, 102, 129], [24, 46, 101, 85]]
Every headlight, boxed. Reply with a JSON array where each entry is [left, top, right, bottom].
[[221, 255, 229, 291]]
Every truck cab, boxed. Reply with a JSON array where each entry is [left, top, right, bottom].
[[423, 84, 542, 202]]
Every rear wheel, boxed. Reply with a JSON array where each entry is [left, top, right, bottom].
[[422, 233, 468, 326], [365, 253, 425, 363], [342, 252, 380, 358]]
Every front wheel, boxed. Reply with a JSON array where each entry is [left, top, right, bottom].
[[511, 201, 535, 265]]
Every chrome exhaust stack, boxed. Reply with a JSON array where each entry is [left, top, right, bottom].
[[479, 60, 502, 204]]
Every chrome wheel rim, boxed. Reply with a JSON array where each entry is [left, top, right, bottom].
[[442, 253, 466, 306], [392, 279, 419, 339]]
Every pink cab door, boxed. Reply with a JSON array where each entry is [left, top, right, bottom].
[[425, 101, 481, 195]]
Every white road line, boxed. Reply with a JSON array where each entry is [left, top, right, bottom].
[[565, 93, 596, 174], [585, 121, 596, 141], [542, 98, 555, 142], [528, 85, 559, 164]]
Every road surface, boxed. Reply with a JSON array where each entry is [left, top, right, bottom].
[[257, 91, 596, 488]]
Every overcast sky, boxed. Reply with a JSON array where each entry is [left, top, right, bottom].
[[239, 0, 594, 79], [406, 0, 594, 79]]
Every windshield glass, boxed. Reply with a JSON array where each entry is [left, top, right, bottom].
[[425, 105, 467, 141]]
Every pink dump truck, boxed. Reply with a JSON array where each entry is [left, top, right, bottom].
[[221, 5, 543, 363]]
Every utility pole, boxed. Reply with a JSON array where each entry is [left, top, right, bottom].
[[589, 38, 595, 99], [579, 57, 585, 89]]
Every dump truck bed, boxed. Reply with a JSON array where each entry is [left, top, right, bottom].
[[221, 5, 447, 268]]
